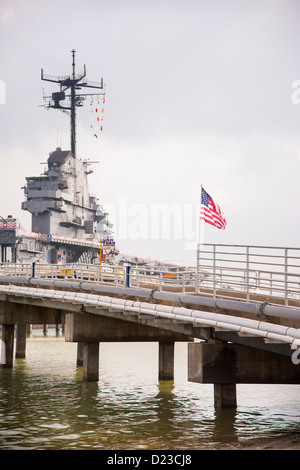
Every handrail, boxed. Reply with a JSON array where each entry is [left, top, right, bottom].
[[1, 243, 300, 307], [197, 244, 300, 306], [0, 262, 197, 293]]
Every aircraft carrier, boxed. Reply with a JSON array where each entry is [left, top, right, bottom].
[[0, 51, 115, 265], [0, 51, 181, 270]]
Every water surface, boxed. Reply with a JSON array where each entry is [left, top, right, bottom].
[[0, 333, 300, 450]]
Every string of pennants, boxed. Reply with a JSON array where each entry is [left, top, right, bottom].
[[90, 96, 105, 138]]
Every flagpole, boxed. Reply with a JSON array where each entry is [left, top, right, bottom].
[[197, 185, 204, 294], [199, 185, 205, 247], [197, 185, 227, 293]]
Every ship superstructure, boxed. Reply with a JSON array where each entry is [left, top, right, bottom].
[[0, 51, 116, 264], [22, 148, 111, 238], [20, 146, 114, 263], [0, 51, 184, 270]]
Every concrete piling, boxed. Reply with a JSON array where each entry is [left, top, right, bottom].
[[82, 342, 99, 382], [188, 341, 300, 408], [77, 342, 84, 366], [15, 324, 26, 359], [214, 383, 237, 409], [1, 324, 14, 368], [159, 341, 175, 381]]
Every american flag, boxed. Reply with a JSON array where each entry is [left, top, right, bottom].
[[200, 187, 227, 230]]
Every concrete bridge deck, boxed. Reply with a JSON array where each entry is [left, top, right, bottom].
[[0, 268, 300, 409]]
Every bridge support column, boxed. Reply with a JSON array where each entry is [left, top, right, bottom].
[[83, 342, 99, 382], [15, 324, 26, 359], [159, 341, 174, 380], [77, 342, 84, 366], [1, 324, 14, 368], [214, 383, 237, 409], [188, 341, 300, 408]]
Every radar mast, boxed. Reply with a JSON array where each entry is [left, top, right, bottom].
[[41, 49, 105, 157]]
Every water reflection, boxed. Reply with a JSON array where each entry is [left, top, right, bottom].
[[0, 337, 300, 449], [213, 409, 238, 445], [154, 381, 176, 427]]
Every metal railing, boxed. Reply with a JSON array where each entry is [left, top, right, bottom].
[[127, 265, 196, 291], [0, 264, 32, 277], [0, 262, 197, 292], [2, 244, 300, 305], [197, 244, 300, 306]]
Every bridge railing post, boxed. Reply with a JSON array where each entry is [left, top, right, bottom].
[[122, 266, 126, 287], [133, 267, 139, 287], [126, 266, 131, 288], [159, 271, 163, 291], [182, 270, 187, 293], [118, 266, 123, 285], [246, 246, 250, 302], [284, 248, 288, 306], [213, 245, 216, 297]]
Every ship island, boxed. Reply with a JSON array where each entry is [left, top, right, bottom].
[[0, 51, 180, 272]]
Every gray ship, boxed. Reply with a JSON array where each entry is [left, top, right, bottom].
[[0, 51, 115, 265], [0, 51, 184, 271]]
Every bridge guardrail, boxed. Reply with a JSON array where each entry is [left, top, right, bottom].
[[197, 244, 300, 307], [0, 264, 32, 277], [2, 243, 300, 305], [0, 262, 197, 292]]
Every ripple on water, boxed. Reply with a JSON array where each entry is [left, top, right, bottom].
[[0, 338, 300, 449]]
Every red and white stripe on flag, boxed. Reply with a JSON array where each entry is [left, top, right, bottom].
[[200, 187, 226, 230]]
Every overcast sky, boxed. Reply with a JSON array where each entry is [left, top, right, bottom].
[[1, 0, 300, 265]]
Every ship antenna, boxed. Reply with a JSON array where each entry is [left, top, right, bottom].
[[41, 50, 105, 158]]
